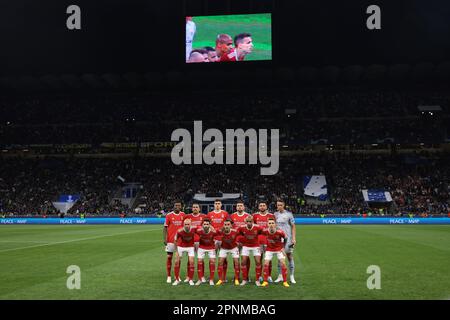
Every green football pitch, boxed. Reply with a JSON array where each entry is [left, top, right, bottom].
[[191, 14, 272, 61], [0, 225, 449, 300]]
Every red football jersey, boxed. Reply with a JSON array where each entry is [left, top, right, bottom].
[[253, 212, 275, 229], [176, 228, 195, 247], [230, 212, 250, 228], [238, 225, 263, 247], [207, 210, 229, 229], [195, 228, 217, 250], [262, 229, 287, 252], [219, 48, 245, 62], [217, 229, 239, 250], [164, 211, 185, 243], [186, 213, 205, 228]]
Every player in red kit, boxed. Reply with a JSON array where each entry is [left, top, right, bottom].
[[194, 218, 217, 286], [237, 215, 263, 286], [230, 200, 252, 281], [215, 219, 241, 286], [207, 199, 229, 229], [163, 202, 185, 284], [172, 218, 195, 286], [261, 218, 290, 287], [230, 200, 250, 228], [182, 203, 204, 283], [253, 200, 275, 282], [208, 199, 229, 280], [186, 203, 205, 228]]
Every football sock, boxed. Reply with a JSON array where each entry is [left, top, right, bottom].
[[166, 255, 173, 277]]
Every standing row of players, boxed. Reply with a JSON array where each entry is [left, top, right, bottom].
[[163, 199, 296, 287]]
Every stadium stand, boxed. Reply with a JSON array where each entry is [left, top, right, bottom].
[[0, 88, 449, 217]]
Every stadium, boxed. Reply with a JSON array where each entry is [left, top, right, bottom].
[[1, 0, 450, 302]]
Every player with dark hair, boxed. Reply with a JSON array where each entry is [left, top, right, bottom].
[[163, 202, 185, 284], [208, 199, 229, 230], [253, 200, 275, 282], [234, 33, 254, 61], [216, 219, 241, 286], [274, 199, 297, 284], [261, 218, 290, 287], [220, 32, 254, 62], [230, 200, 250, 228], [230, 200, 251, 281], [237, 215, 263, 286], [187, 203, 204, 228], [194, 218, 217, 285], [172, 218, 195, 286], [204, 46, 219, 62]]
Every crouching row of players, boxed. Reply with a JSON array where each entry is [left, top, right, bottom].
[[163, 200, 296, 288]]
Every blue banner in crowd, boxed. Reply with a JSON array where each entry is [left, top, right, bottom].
[[1, 217, 449, 225], [303, 175, 328, 201], [362, 189, 393, 202]]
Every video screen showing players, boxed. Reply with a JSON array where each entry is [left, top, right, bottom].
[[186, 13, 272, 63]]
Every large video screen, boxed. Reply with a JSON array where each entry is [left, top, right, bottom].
[[186, 13, 272, 63]]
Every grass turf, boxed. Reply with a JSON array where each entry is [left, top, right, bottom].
[[0, 225, 449, 299], [191, 13, 272, 61]]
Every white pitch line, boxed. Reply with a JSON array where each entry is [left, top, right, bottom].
[[0, 227, 161, 254], [0, 240, 50, 243]]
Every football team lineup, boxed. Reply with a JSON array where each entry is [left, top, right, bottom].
[[0, 214, 449, 299], [163, 200, 297, 288]]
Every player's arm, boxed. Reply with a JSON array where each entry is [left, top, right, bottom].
[[194, 230, 199, 250], [237, 238, 242, 249], [215, 233, 221, 250], [289, 214, 296, 246], [173, 232, 178, 250], [163, 215, 170, 245], [235, 228, 241, 248], [163, 226, 168, 245]]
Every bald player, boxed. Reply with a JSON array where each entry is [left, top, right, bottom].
[[187, 51, 208, 63], [235, 33, 254, 60], [191, 49, 209, 62], [215, 34, 233, 60]]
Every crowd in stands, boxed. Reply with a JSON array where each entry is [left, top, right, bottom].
[[0, 89, 449, 146], [0, 153, 449, 217], [1, 89, 449, 217]]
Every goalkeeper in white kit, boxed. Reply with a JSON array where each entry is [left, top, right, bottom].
[[274, 199, 297, 284], [186, 17, 196, 61]]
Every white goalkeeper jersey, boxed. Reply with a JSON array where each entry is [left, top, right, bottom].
[[186, 20, 196, 61]]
